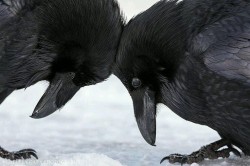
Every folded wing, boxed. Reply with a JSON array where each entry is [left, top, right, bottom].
[[192, 14, 250, 86]]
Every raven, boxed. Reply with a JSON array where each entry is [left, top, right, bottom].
[[114, 0, 250, 164], [0, 0, 123, 160]]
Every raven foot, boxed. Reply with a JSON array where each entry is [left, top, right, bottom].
[[0, 146, 38, 160], [160, 139, 241, 165]]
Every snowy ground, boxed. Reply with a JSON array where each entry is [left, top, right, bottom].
[[1, 0, 250, 166], [0, 76, 250, 166]]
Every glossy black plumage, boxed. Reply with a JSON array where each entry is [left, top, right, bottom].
[[0, 0, 123, 160], [0, 0, 123, 117], [114, 0, 250, 162]]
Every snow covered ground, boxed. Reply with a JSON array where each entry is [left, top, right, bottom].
[[1, 76, 250, 166], [1, 0, 250, 166]]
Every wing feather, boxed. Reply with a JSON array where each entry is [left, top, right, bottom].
[[191, 12, 250, 85]]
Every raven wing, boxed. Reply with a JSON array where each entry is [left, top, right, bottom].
[[0, 0, 38, 103], [0, 0, 80, 117], [0, 0, 54, 106], [0, 0, 25, 24], [192, 13, 250, 85]]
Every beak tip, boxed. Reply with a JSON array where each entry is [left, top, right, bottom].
[[30, 110, 44, 119], [143, 133, 156, 146], [137, 119, 156, 146], [30, 113, 39, 119], [149, 140, 156, 146], [30, 114, 36, 119], [131, 87, 157, 147], [148, 141, 156, 146]]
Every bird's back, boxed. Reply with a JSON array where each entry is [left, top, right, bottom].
[[182, 0, 250, 154]]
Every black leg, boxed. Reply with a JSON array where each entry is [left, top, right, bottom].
[[160, 139, 241, 165], [0, 146, 38, 160]]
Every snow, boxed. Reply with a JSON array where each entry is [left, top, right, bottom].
[[1, 0, 250, 166], [0, 154, 122, 166], [1, 76, 250, 166]]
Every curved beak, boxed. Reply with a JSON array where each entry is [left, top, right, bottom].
[[130, 87, 156, 146], [31, 73, 80, 119]]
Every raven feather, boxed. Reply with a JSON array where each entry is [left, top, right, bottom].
[[0, 0, 124, 160], [115, 0, 250, 164]]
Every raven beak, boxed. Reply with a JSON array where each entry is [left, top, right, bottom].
[[130, 87, 156, 146], [31, 73, 80, 119]]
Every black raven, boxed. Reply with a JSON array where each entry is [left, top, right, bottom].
[[0, 0, 123, 160], [114, 0, 250, 164]]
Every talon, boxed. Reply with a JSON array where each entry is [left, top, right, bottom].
[[29, 152, 38, 159], [228, 145, 241, 157], [18, 149, 37, 153], [15, 148, 38, 160], [0, 147, 38, 160], [160, 139, 242, 164], [160, 156, 169, 164]]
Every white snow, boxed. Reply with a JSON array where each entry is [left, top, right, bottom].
[[1, 76, 250, 166], [1, 0, 250, 166], [0, 153, 122, 166]]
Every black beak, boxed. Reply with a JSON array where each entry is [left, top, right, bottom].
[[130, 87, 156, 146], [31, 73, 80, 119]]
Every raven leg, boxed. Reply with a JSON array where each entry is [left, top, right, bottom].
[[160, 139, 241, 165], [0, 146, 38, 160]]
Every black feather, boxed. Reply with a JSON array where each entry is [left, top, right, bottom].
[[115, 0, 250, 158], [0, 0, 124, 116]]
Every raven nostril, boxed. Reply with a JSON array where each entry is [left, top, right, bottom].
[[132, 78, 142, 88]]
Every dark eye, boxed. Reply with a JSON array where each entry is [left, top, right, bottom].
[[132, 78, 142, 88]]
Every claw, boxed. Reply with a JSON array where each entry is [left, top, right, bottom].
[[16, 149, 38, 160], [17, 149, 37, 153], [29, 152, 38, 159], [160, 139, 242, 165], [0, 147, 38, 160], [160, 156, 169, 164], [228, 145, 241, 157], [160, 154, 186, 164]]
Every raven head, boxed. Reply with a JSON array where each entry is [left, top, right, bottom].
[[42, 0, 124, 88], [114, 48, 160, 146], [31, 0, 124, 118], [114, 0, 185, 145]]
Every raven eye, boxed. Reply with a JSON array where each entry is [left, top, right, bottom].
[[132, 78, 142, 88]]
